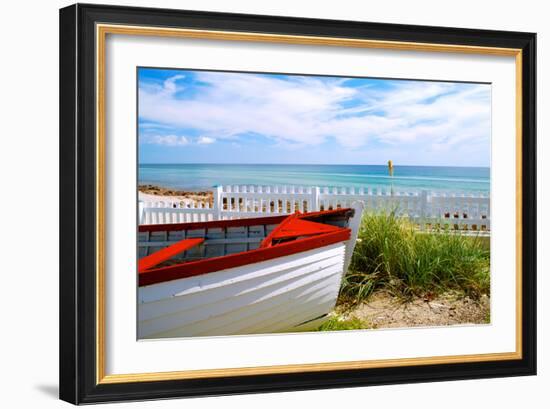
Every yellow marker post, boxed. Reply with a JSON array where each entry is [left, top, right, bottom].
[[388, 160, 394, 195]]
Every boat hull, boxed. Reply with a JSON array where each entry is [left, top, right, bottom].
[[138, 242, 346, 338]]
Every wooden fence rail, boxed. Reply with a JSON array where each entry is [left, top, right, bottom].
[[139, 185, 490, 233]]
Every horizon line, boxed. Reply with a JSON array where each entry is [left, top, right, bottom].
[[139, 163, 490, 169]]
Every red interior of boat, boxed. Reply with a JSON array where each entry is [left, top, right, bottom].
[[259, 214, 342, 248], [138, 208, 353, 286], [138, 238, 205, 273]]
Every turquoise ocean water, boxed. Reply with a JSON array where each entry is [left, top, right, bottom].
[[139, 164, 489, 195]]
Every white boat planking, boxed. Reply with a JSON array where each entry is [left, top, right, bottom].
[[139, 243, 345, 304], [138, 243, 346, 338], [139, 264, 343, 337]]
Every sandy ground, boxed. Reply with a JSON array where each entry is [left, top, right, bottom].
[[138, 185, 213, 204], [138, 191, 196, 204], [338, 292, 490, 329]]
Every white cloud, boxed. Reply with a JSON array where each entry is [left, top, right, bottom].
[[197, 136, 216, 145], [138, 72, 491, 163], [162, 75, 185, 94], [142, 134, 189, 146]]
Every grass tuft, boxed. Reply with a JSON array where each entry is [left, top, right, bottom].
[[317, 315, 369, 331], [341, 211, 490, 305]]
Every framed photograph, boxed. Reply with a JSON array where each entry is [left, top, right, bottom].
[[59, 3, 536, 404]]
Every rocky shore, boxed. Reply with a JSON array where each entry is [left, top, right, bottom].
[[138, 184, 213, 205]]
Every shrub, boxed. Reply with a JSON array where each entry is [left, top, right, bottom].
[[316, 316, 368, 331], [341, 211, 490, 304]]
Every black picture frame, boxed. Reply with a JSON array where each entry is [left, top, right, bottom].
[[60, 3, 536, 404]]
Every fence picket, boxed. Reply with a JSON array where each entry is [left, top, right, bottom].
[[139, 185, 490, 234]]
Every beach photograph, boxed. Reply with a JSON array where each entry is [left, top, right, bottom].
[[136, 67, 491, 339]]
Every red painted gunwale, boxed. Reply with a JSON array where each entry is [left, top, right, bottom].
[[139, 228, 351, 287], [138, 207, 352, 233], [138, 208, 354, 287]]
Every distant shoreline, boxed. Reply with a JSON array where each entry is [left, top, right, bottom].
[[138, 163, 490, 194], [140, 163, 490, 169], [138, 184, 213, 204]]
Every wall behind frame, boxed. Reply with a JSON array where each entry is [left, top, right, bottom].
[[0, 0, 545, 408]]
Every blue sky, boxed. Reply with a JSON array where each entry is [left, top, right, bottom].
[[138, 68, 491, 167]]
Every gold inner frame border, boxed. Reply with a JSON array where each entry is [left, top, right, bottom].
[[95, 23, 523, 385]]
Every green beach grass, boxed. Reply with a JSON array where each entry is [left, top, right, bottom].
[[339, 211, 490, 306], [316, 316, 369, 331]]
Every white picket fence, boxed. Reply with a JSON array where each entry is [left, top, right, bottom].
[[139, 185, 491, 234]]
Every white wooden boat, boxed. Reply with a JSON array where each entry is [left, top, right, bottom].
[[138, 204, 363, 339]]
